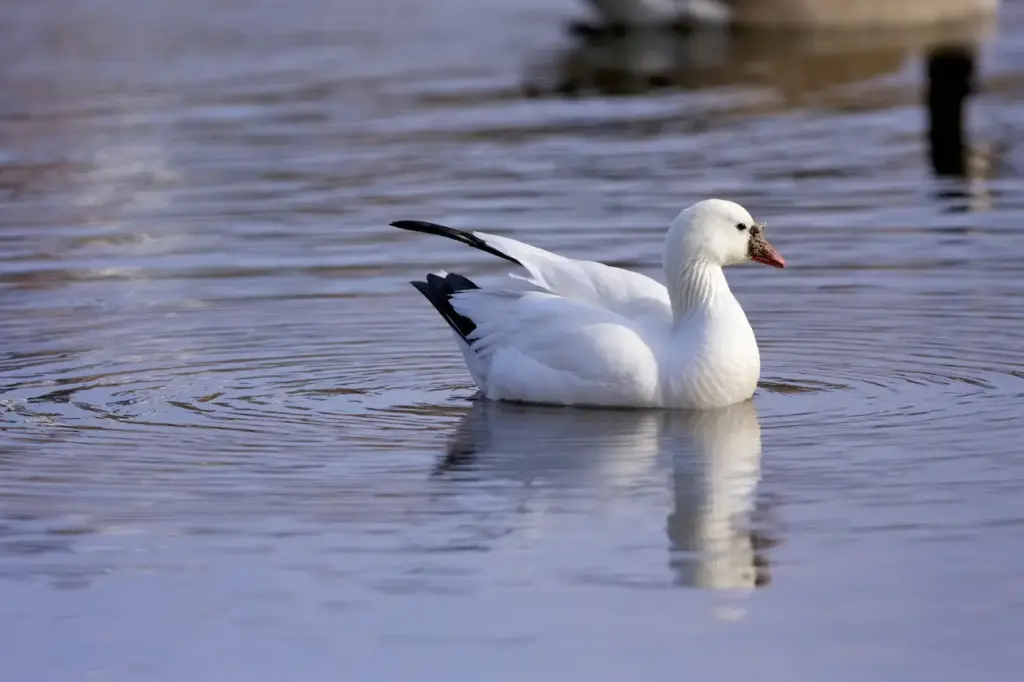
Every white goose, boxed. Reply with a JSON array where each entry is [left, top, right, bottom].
[[392, 199, 785, 409]]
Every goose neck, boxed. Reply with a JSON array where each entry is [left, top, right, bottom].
[[668, 258, 731, 324]]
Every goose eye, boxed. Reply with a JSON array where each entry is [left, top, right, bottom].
[[736, 223, 747, 231]]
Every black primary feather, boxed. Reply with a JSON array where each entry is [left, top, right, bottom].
[[391, 220, 522, 265], [410, 272, 481, 343]]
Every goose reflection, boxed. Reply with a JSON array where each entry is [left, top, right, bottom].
[[664, 403, 774, 590], [435, 399, 775, 591]]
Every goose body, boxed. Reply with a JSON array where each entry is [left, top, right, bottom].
[[393, 199, 785, 409]]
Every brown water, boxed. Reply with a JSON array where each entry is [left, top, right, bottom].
[[2, 1, 1024, 680]]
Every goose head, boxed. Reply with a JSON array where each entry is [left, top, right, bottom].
[[667, 199, 786, 270]]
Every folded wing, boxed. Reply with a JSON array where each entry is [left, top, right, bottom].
[[450, 288, 662, 407], [391, 220, 671, 324]]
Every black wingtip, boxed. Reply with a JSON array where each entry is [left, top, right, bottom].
[[391, 220, 450, 233], [390, 219, 521, 266], [409, 272, 481, 342], [445, 273, 479, 290]]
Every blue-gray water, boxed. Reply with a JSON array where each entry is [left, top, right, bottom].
[[2, 1, 1024, 680]]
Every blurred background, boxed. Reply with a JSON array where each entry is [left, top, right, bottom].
[[1, 0, 1023, 680]]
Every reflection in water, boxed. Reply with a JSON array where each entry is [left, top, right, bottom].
[[437, 399, 774, 593], [530, 20, 992, 101], [526, 19, 995, 186], [577, 0, 1000, 31], [665, 404, 771, 591]]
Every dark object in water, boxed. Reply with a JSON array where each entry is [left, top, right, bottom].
[[926, 46, 975, 177]]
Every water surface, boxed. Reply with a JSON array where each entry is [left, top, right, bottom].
[[2, 1, 1024, 680]]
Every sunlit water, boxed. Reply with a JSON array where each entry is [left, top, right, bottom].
[[2, 0, 1024, 680]]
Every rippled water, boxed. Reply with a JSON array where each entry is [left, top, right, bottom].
[[2, 0, 1024, 680]]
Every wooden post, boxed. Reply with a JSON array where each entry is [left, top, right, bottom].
[[926, 46, 975, 177]]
